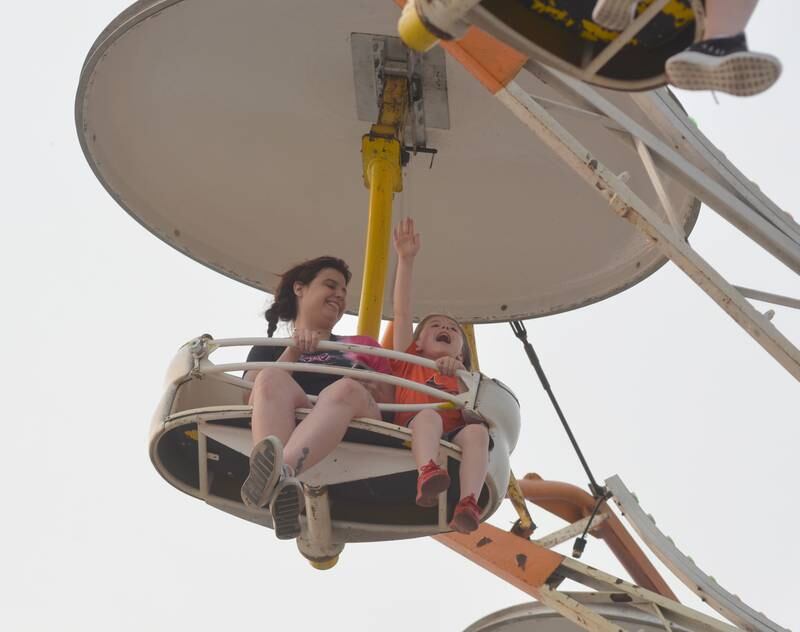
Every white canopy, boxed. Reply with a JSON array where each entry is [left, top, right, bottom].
[[76, 0, 699, 322]]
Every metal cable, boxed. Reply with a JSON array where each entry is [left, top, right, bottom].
[[509, 320, 606, 498]]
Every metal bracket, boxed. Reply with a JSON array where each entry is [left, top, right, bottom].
[[351, 33, 449, 152]]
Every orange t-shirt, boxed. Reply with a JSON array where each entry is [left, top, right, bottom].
[[390, 344, 465, 432]]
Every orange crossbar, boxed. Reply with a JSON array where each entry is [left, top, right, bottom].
[[435, 524, 563, 598], [436, 474, 676, 600]]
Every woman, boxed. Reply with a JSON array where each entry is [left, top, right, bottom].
[[241, 256, 393, 540]]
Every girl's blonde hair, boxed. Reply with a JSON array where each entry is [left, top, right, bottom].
[[412, 314, 473, 370]]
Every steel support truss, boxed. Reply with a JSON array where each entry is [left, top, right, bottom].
[[493, 61, 800, 381], [438, 473, 789, 632]]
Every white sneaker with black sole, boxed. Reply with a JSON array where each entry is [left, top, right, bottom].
[[666, 33, 781, 97], [269, 466, 304, 540], [592, 0, 637, 31]]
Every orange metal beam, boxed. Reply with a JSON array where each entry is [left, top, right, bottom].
[[435, 523, 563, 598]]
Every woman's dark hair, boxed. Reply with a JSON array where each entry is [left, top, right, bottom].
[[265, 256, 351, 337]]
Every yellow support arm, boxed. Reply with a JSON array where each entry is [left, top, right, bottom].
[[357, 77, 407, 339]]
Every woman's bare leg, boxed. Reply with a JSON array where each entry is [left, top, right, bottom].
[[452, 424, 489, 500], [282, 378, 380, 476], [704, 0, 758, 39], [249, 367, 310, 446], [408, 409, 444, 469]]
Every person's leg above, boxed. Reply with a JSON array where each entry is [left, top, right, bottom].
[[242, 368, 310, 509], [704, 0, 758, 40], [408, 410, 450, 507], [449, 423, 489, 534], [269, 378, 381, 539], [666, 0, 781, 96]]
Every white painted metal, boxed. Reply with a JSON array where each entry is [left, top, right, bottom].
[[632, 91, 800, 248], [197, 430, 209, 497], [557, 558, 741, 632], [465, 597, 692, 632], [635, 138, 684, 239], [583, 0, 670, 78], [495, 79, 800, 381], [148, 336, 517, 543], [532, 513, 608, 550], [733, 286, 800, 311], [297, 486, 343, 563], [405, 0, 478, 40], [529, 65, 800, 272], [605, 475, 790, 632], [201, 336, 520, 450], [206, 360, 471, 408], [533, 586, 626, 632], [76, 0, 699, 322]]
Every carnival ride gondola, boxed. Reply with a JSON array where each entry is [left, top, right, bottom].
[[398, 0, 706, 91], [75, 1, 797, 630]]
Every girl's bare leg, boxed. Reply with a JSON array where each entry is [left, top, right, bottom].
[[283, 378, 380, 476], [249, 367, 310, 446], [408, 409, 444, 469], [452, 424, 490, 499], [704, 0, 758, 39]]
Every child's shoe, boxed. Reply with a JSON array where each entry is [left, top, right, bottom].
[[592, 0, 637, 31], [241, 435, 283, 508], [269, 465, 304, 540], [665, 33, 781, 96], [416, 460, 451, 507], [449, 494, 481, 533]]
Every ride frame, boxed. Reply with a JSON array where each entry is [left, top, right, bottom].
[[347, 24, 796, 632]]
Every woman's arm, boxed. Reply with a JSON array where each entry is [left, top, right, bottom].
[[392, 217, 420, 353]]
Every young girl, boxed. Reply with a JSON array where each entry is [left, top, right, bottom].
[[391, 217, 490, 534]]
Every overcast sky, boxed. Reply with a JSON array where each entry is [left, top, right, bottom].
[[2, 1, 798, 631]]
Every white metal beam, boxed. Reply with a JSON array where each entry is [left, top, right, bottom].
[[496, 80, 800, 381], [606, 475, 790, 632], [523, 61, 800, 273], [584, 0, 670, 77]]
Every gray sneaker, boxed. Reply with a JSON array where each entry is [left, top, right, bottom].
[[592, 0, 636, 31], [241, 436, 283, 508], [269, 467, 304, 540]]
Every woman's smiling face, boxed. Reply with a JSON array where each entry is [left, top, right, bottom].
[[414, 316, 464, 361], [294, 267, 348, 329]]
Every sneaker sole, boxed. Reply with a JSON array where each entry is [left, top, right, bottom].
[[449, 513, 480, 534], [270, 478, 303, 540], [416, 471, 451, 508], [592, 0, 635, 31], [666, 51, 781, 97], [240, 436, 282, 508]]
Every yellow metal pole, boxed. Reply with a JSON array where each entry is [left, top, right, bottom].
[[357, 76, 407, 339], [464, 324, 536, 537], [358, 157, 397, 338], [462, 323, 480, 371]]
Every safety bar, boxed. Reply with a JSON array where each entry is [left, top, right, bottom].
[[185, 336, 483, 416]]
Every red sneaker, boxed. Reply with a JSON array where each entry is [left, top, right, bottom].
[[416, 460, 451, 507], [449, 494, 481, 533]]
